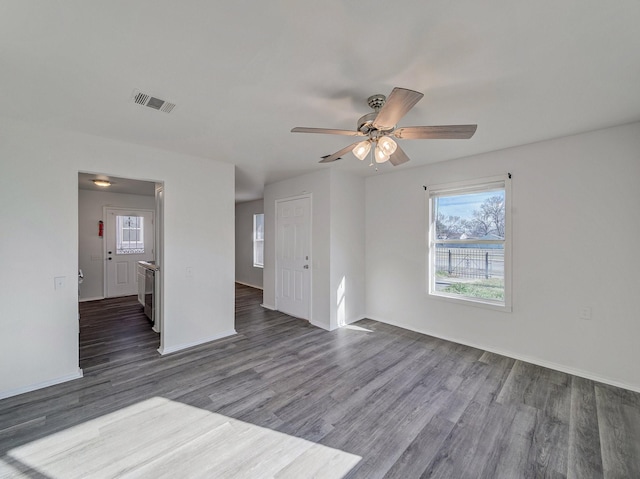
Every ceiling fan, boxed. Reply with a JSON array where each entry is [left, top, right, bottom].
[[291, 87, 477, 167]]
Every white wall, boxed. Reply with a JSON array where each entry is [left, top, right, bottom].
[[235, 199, 264, 289], [365, 122, 640, 391], [0, 117, 235, 399], [263, 169, 365, 330], [78, 189, 155, 301], [330, 170, 366, 329]]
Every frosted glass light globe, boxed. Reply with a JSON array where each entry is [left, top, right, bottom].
[[378, 136, 397, 156], [352, 141, 371, 161], [374, 145, 390, 163]]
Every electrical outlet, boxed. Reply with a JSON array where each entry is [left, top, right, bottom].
[[579, 307, 592, 320]]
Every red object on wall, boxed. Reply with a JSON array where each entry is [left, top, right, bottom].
[[98, 220, 104, 237]]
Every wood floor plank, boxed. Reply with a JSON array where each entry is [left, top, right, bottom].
[[526, 408, 570, 478], [1, 284, 639, 478], [474, 352, 516, 404], [595, 384, 640, 478], [340, 382, 457, 479], [568, 376, 604, 479], [497, 360, 572, 423], [383, 415, 456, 479], [478, 404, 538, 479], [421, 400, 519, 479]]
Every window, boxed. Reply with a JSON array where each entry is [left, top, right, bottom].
[[116, 215, 144, 254], [253, 213, 264, 268], [427, 175, 511, 310]]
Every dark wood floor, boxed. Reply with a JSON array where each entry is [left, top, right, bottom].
[[1, 284, 639, 478], [79, 295, 161, 374]]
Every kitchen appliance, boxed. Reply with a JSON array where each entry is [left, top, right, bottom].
[[137, 261, 159, 325]]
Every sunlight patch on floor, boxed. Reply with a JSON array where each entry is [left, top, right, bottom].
[[2, 397, 361, 479], [344, 325, 372, 333]]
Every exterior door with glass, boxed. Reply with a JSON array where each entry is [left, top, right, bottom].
[[105, 208, 154, 298]]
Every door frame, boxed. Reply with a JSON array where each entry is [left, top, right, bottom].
[[274, 193, 312, 321], [103, 206, 156, 299], [154, 183, 164, 336]]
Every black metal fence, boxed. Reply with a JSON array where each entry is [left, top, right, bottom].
[[435, 246, 504, 280]]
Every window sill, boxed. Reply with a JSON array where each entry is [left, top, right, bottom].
[[428, 291, 512, 313]]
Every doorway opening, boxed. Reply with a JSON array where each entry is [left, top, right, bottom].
[[78, 172, 164, 372]]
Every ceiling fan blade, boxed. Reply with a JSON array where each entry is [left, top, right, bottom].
[[372, 87, 424, 130], [292, 127, 365, 136], [393, 124, 477, 140], [319, 142, 359, 163], [388, 144, 410, 166]]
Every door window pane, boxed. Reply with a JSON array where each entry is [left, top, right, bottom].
[[117, 215, 144, 254]]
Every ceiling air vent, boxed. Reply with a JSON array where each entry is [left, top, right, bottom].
[[131, 89, 176, 113]]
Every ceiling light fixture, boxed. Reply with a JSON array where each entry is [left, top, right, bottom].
[[374, 144, 390, 163], [352, 140, 371, 161], [378, 136, 398, 157], [92, 179, 111, 187], [293, 87, 477, 170], [352, 136, 398, 165]]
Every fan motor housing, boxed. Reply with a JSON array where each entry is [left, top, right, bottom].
[[357, 112, 394, 135], [367, 94, 386, 110], [357, 112, 378, 134], [358, 94, 395, 134]]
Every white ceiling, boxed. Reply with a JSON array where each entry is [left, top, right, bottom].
[[2, 1, 639, 202], [78, 172, 156, 196]]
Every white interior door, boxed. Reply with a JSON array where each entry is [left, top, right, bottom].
[[105, 208, 154, 298], [276, 196, 311, 320]]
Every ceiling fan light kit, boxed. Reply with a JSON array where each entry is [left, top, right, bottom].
[[353, 140, 371, 160], [291, 87, 477, 167], [374, 146, 390, 164], [377, 136, 398, 156]]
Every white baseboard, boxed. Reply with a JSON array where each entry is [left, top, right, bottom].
[[158, 330, 237, 356], [235, 281, 263, 290], [310, 320, 330, 331], [79, 296, 105, 303], [0, 369, 84, 400], [260, 303, 276, 310], [368, 316, 640, 394]]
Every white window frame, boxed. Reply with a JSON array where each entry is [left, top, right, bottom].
[[253, 213, 264, 268], [426, 174, 512, 312], [116, 215, 145, 255]]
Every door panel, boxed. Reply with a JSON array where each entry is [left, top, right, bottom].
[[276, 197, 311, 320], [116, 262, 128, 284], [282, 269, 291, 298], [294, 271, 303, 301]]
